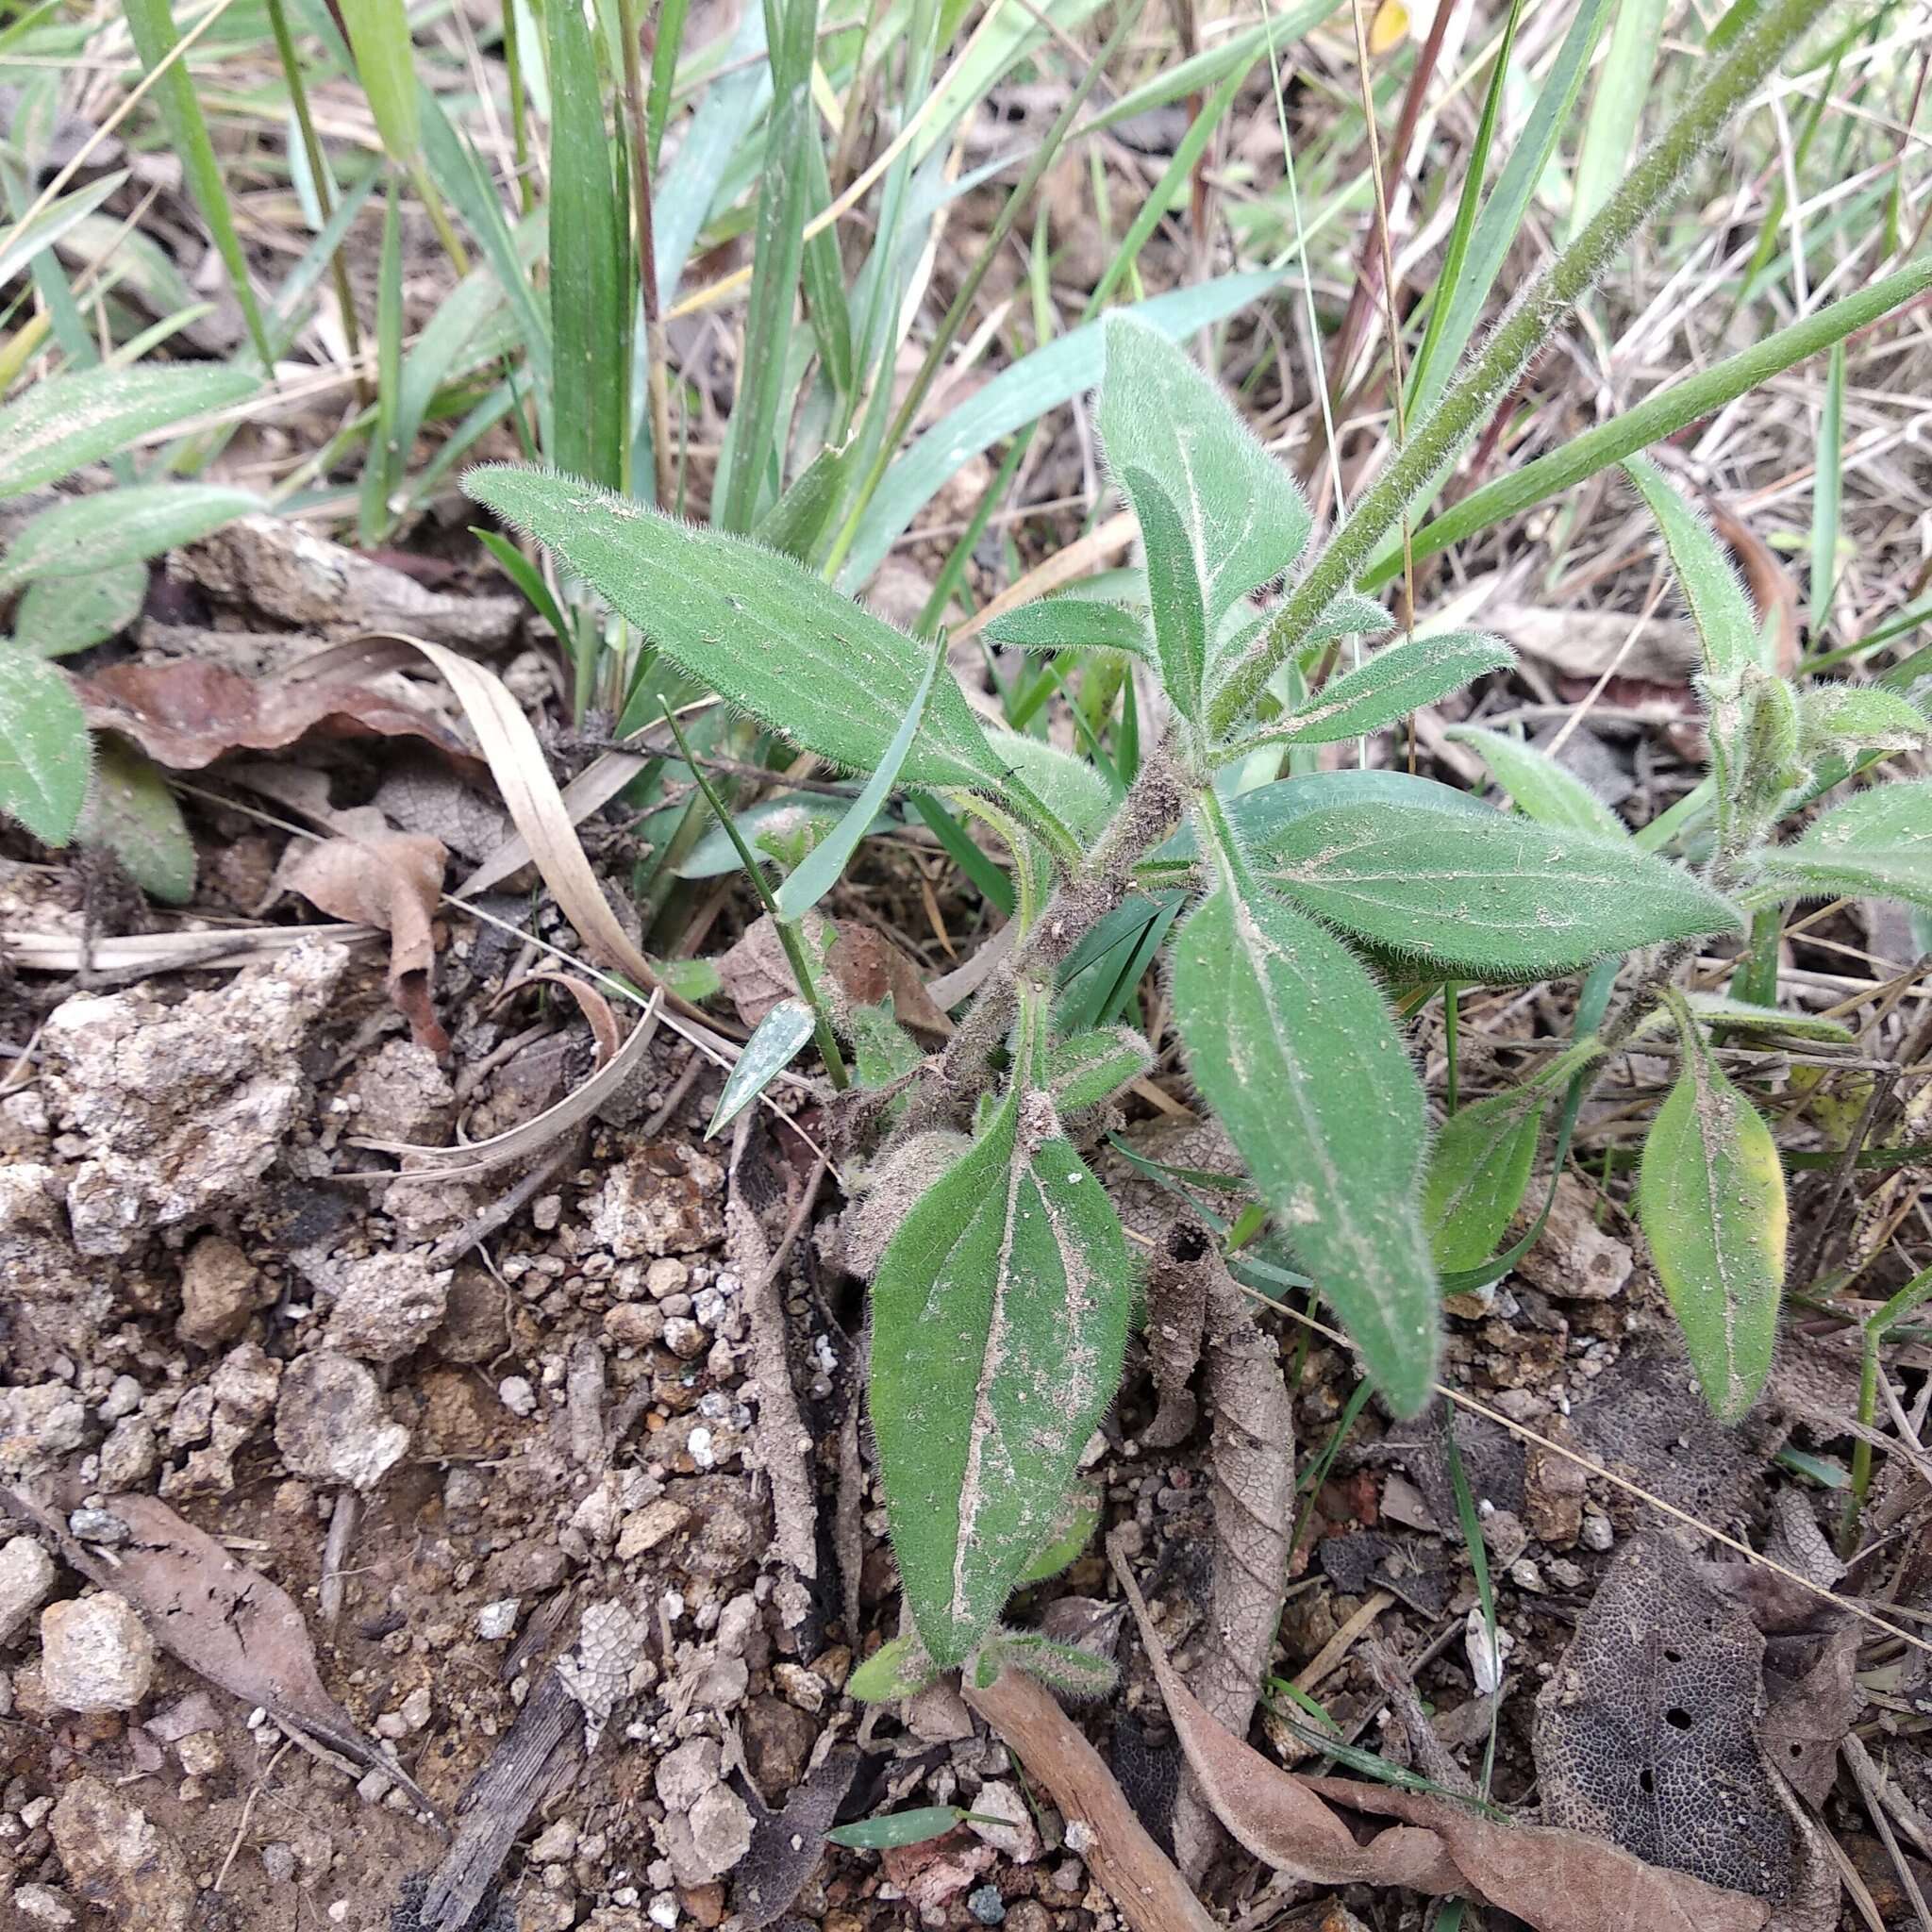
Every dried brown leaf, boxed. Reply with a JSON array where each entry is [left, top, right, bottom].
[[1111, 1537, 1771, 1932], [280, 810, 449, 1052], [736, 1745, 857, 1928], [79, 660, 476, 773]]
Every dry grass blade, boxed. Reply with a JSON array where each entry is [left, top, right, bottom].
[[351, 989, 661, 1175], [486, 968, 620, 1063], [4, 925, 379, 975]]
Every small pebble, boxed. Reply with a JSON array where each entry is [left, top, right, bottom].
[[40, 1593, 155, 1712], [498, 1376, 538, 1418], [68, 1508, 130, 1546], [476, 1598, 520, 1641], [968, 1884, 1006, 1925]]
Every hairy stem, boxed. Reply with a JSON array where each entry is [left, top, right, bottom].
[[1207, 0, 1835, 738]]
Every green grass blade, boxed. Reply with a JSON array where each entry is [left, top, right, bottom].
[[119, 0, 273, 362], [0, 171, 126, 290], [359, 178, 405, 544], [337, 0, 420, 164], [1567, 0, 1669, 241], [1809, 340, 1845, 640], [548, 0, 626, 489]]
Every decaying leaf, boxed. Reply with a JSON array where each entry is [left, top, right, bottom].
[[1535, 1535, 1791, 1903], [1112, 1537, 1772, 1932], [718, 912, 950, 1037], [736, 1745, 858, 1928], [279, 809, 449, 1052], [79, 659, 477, 773], [4, 1489, 434, 1815]]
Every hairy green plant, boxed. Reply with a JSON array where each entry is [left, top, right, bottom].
[[455, 0, 1920, 1694]]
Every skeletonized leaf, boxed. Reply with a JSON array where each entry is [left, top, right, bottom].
[[1424, 1090, 1550, 1272], [871, 1088, 1131, 1665], [1255, 803, 1742, 980], [708, 998, 815, 1139], [1754, 780, 1932, 912], [983, 598, 1156, 661], [0, 485, 262, 593], [1246, 631, 1514, 750], [1446, 724, 1627, 841], [77, 739, 195, 904], [0, 365, 258, 501], [1129, 464, 1209, 717], [1096, 313, 1310, 633], [1046, 1025, 1153, 1113], [465, 467, 1006, 790], [1171, 816, 1438, 1414], [1624, 457, 1767, 681], [1638, 1000, 1786, 1422], [15, 560, 149, 658], [0, 647, 92, 845]]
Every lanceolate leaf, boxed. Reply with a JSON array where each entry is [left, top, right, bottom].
[[1424, 1089, 1550, 1272], [871, 1086, 1131, 1665], [1624, 456, 1768, 681], [1171, 807, 1438, 1414], [983, 598, 1156, 661], [77, 739, 195, 904], [0, 485, 262, 594], [1753, 779, 1932, 911], [1639, 997, 1787, 1421], [14, 561, 148, 658], [1302, 590, 1395, 645], [1046, 1025, 1153, 1114], [1129, 465, 1209, 718], [464, 468, 1007, 789], [1096, 313, 1309, 633], [0, 647, 91, 846], [0, 365, 258, 501], [708, 998, 815, 1139], [1445, 724, 1628, 841], [1233, 630, 1514, 752], [1254, 803, 1742, 980], [1796, 685, 1932, 760]]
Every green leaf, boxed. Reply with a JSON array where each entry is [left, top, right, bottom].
[[845, 1631, 937, 1702], [14, 560, 148, 658], [1096, 313, 1310, 635], [825, 1807, 962, 1849], [1015, 1488, 1100, 1584], [547, 0, 625, 491], [755, 439, 857, 564], [0, 365, 258, 502], [1797, 685, 1932, 760], [1567, 0, 1667, 239], [1128, 465, 1209, 718], [1633, 991, 1855, 1045], [708, 997, 815, 1139], [1754, 779, 1932, 911], [75, 738, 195, 903], [1624, 456, 1767, 680], [1303, 591, 1395, 645], [1046, 1025, 1153, 1114], [983, 598, 1155, 661], [1446, 724, 1628, 840], [1424, 1090, 1549, 1272], [464, 467, 1007, 789], [850, 999, 924, 1089], [1255, 802, 1741, 979], [980, 1630, 1117, 1697], [0, 172, 126, 291], [678, 792, 889, 879], [0, 485, 262, 595], [1172, 804, 1438, 1414], [989, 733, 1115, 841], [474, 528, 574, 648], [338, 0, 421, 163], [777, 635, 945, 919], [0, 646, 91, 845], [871, 1085, 1132, 1665], [1232, 631, 1514, 752], [1639, 995, 1787, 1421]]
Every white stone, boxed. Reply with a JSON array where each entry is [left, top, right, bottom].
[[40, 1593, 156, 1712], [0, 1534, 56, 1644], [476, 1598, 520, 1641]]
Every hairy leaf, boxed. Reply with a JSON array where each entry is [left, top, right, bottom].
[[1446, 724, 1627, 841], [845, 1634, 938, 1704], [1303, 590, 1395, 645], [0, 365, 258, 501], [1238, 630, 1514, 750], [1424, 1090, 1550, 1272], [465, 468, 1006, 788], [1129, 465, 1209, 717], [1623, 462, 1768, 684], [1046, 1025, 1153, 1113], [0, 647, 91, 845], [76, 739, 194, 904], [984, 598, 1156, 661], [1797, 685, 1932, 759], [0, 485, 261, 594], [1172, 817, 1438, 1414], [678, 793, 891, 879], [1097, 313, 1309, 635], [1633, 991, 1855, 1046], [1754, 780, 1932, 912], [980, 1630, 1117, 1697], [871, 1088, 1131, 1665], [14, 561, 149, 659], [1639, 1002, 1786, 1421], [991, 732, 1114, 840], [1255, 803, 1742, 979]]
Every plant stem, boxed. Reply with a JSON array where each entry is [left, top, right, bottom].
[[1207, 0, 1836, 739], [618, 0, 675, 508]]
